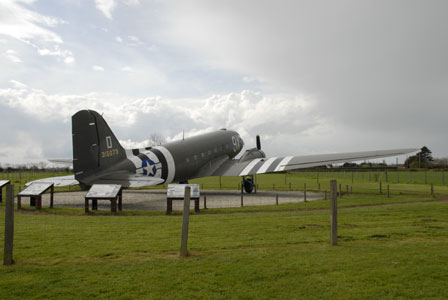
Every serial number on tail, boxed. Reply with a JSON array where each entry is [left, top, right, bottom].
[[101, 149, 119, 158]]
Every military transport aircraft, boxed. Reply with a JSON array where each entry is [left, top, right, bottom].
[[29, 110, 417, 193]]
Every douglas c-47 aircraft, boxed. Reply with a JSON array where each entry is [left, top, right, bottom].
[[29, 110, 417, 193]]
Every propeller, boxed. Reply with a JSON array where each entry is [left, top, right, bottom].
[[256, 135, 261, 150]]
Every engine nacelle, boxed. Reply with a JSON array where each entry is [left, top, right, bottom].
[[239, 148, 266, 163]]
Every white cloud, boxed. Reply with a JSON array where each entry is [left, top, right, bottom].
[[120, 66, 133, 72], [0, 0, 72, 63], [37, 45, 75, 63], [0, 131, 44, 163], [95, 0, 140, 19], [122, 0, 140, 5], [0, 82, 324, 157], [93, 65, 105, 71], [4, 49, 22, 63], [9, 79, 27, 89], [95, 0, 116, 19], [0, 82, 430, 163], [64, 56, 75, 64]]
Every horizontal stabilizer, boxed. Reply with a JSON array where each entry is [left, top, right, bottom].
[[26, 175, 79, 187], [96, 172, 165, 188]]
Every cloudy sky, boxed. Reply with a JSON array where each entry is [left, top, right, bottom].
[[0, 0, 447, 164]]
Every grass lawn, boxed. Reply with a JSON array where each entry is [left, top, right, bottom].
[[0, 171, 447, 299], [0, 200, 447, 299]]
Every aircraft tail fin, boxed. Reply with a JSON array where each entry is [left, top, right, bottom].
[[72, 110, 126, 181]]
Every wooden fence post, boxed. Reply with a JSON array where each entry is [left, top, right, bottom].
[[380, 182, 382, 194], [180, 186, 191, 257], [241, 194, 244, 207], [203, 194, 207, 209], [276, 194, 278, 205], [431, 184, 434, 197], [330, 180, 338, 246], [3, 184, 14, 265], [304, 183, 307, 202]]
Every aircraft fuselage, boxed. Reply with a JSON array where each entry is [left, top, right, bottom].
[[124, 129, 244, 184]]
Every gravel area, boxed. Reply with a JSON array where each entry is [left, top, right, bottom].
[[27, 189, 323, 211]]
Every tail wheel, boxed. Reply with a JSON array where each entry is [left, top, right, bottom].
[[243, 178, 254, 194]]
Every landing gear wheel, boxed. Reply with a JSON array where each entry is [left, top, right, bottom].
[[243, 178, 254, 194]]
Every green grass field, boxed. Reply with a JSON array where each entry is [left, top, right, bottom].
[[1, 171, 448, 299]]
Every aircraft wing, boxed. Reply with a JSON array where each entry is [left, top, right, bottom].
[[211, 148, 418, 177], [26, 173, 164, 188], [48, 158, 73, 166]]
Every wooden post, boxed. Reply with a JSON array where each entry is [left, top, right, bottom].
[[240, 194, 244, 207], [387, 184, 390, 198], [111, 199, 117, 213], [431, 184, 434, 197], [118, 190, 122, 211], [276, 194, 278, 205], [330, 180, 338, 246], [304, 183, 307, 202], [92, 199, 98, 210], [203, 194, 207, 209], [4, 184, 14, 265], [180, 186, 191, 257], [380, 182, 382, 194], [50, 185, 54, 208], [166, 198, 173, 214], [85, 199, 89, 213], [36, 196, 42, 210]]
